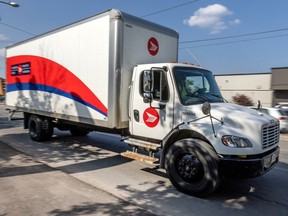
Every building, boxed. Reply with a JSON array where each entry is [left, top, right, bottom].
[[0, 78, 5, 96], [271, 67, 288, 106], [215, 67, 288, 107]]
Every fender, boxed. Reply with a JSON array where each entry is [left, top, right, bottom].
[[160, 127, 212, 169]]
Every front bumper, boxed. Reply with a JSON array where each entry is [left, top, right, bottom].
[[219, 147, 280, 178]]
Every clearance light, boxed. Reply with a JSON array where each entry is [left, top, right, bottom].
[[222, 135, 253, 148]]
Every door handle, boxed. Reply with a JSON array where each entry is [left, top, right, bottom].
[[134, 110, 140, 122]]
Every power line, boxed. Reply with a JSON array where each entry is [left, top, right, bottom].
[[142, 0, 200, 18], [180, 27, 288, 44], [0, 21, 35, 36], [179, 33, 288, 49]]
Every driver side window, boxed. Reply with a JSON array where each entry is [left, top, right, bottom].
[[141, 70, 169, 101]]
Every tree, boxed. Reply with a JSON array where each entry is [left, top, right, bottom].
[[232, 94, 254, 106]]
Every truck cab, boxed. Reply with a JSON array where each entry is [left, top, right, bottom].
[[125, 62, 280, 196], [130, 63, 224, 138]]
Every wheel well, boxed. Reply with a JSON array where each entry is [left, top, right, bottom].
[[160, 129, 211, 169]]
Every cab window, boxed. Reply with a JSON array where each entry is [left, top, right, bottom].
[[141, 70, 169, 101]]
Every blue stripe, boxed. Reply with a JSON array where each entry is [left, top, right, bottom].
[[7, 83, 108, 117]]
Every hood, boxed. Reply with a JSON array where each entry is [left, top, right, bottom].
[[182, 102, 277, 128], [210, 103, 277, 130], [181, 102, 279, 154]]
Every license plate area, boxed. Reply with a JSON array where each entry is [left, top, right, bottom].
[[263, 148, 280, 171]]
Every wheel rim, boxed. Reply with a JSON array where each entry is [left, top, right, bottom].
[[176, 153, 204, 183]]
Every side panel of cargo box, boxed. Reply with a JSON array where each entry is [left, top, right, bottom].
[[6, 11, 114, 128]]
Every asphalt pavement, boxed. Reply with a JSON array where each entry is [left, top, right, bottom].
[[0, 108, 155, 216]]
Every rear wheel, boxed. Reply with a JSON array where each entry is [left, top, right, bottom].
[[28, 115, 53, 141], [165, 138, 221, 197]]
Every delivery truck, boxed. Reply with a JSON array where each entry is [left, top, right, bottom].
[[5, 9, 280, 197]]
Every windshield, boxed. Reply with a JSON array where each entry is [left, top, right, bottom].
[[173, 66, 224, 105], [279, 109, 288, 116]]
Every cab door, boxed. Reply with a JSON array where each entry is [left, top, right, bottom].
[[130, 66, 174, 140]]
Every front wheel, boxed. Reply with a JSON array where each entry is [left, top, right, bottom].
[[165, 138, 221, 197]]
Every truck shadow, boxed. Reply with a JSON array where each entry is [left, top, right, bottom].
[[1, 131, 133, 174]]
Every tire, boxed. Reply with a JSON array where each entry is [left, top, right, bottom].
[[70, 127, 90, 136], [165, 138, 221, 197], [28, 115, 53, 141]]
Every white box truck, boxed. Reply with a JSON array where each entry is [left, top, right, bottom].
[[5, 9, 280, 197]]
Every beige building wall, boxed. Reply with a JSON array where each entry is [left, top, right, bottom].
[[215, 73, 273, 107]]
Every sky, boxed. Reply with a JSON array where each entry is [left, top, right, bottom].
[[0, 0, 288, 78]]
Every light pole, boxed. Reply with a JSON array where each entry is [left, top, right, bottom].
[[0, 1, 19, 7]]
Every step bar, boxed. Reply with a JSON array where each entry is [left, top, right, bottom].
[[121, 151, 159, 164], [121, 138, 161, 164], [122, 138, 161, 151]]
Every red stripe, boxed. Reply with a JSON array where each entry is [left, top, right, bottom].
[[7, 55, 108, 115]]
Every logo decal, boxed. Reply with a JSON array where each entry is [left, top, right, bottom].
[[11, 62, 31, 76], [147, 37, 159, 56], [143, 108, 159, 128]]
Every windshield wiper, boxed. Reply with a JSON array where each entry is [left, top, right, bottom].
[[186, 93, 208, 102], [211, 94, 227, 102]]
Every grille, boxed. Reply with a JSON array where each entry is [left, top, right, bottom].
[[262, 123, 280, 149]]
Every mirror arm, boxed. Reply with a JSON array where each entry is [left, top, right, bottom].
[[188, 102, 223, 137]]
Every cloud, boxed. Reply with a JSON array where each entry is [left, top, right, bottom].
[[183, 4, 240, 34], [230, 19, 241, 25]]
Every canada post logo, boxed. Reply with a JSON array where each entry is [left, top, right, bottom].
[[147, 37, 159, 56], [11, 62, 31, 76], [143, 107, 159, 128]]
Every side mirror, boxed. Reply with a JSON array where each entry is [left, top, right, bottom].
[[143, 70, 153, 103], [202, 101, 211, 115], [143, 71, 153, 92], [143, 92, 153, 103]]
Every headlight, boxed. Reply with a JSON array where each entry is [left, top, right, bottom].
[[221, 135, 253, 148]]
